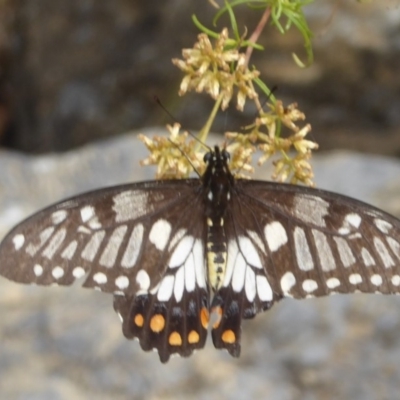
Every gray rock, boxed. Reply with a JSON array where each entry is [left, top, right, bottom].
[[0, 131, 400, 399]]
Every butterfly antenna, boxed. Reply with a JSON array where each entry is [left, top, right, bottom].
[[153, 96, 208, 177], [257, 85, 277, 115], [167, 138, 202, 177], [154, 95, 211, 152]]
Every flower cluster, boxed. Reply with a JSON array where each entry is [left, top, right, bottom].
[[249, 101, 317, 185], [172, 28, 259, 111], [139, 124, 204, 179]]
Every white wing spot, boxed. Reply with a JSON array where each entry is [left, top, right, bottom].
[[174, 267, 184, 302], [52, 266, 64, 279], [293, 194, 329, 227], [51, 210, 68, 225], [99, 225, 128, 268], [12, 234, 25, 251], [264, 221, 288, 252], [231, 253, 247, 293], [33, 264, 43, 277], [333, 237, 355, 267], [374, 237, 395, 268], [61, 240, 78, 260], [280, 271, 296, 295], [338, 213, 362, 235], [245, 267, 256, 302], [115, 275, 129, 290], [149, 282, 160, 295], [79, 205, 102, 229], [136, 269, 151, 292], [193, 240, 206, 289], [345, 213, 361, 228], [238, 236, 262, 268], [88, 219, 102, 230], [302, 279, 318, 293], [93, 272, 108, 284], [349, 273, 362, 285], [184, 251, 196, 292], [113, 190, 153, 223], [72, 266, 86, 279], [42, 228, 67, 259], [387, 237, 400, 260], [326, 277, 340, 289], [256, 275, 273, 302], [361, 247, 375, 266], [246, 230, 266, 254], [370, 274, 383, 286], [81, 230, 106, 261], [26, 227, 55, 256], [312, 230, 336, 271], [77, 226, 91, 234], [157, 275, 174, 301], [169, 235, 195, 268], [391, 275, 400, 286], [374, 218, 392, 234], [294, 227, 314, 271], [80, 206, 95, 222], [168, 228, 187, 251], [149, 219, 172, 251], [121, 224, 144, 268], [348, 233, 362, 240]]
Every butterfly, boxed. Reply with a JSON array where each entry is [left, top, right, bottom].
[[0, 145, 400, 363]]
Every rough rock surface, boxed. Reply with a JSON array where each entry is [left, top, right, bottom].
[[1, 131, 400, 399]]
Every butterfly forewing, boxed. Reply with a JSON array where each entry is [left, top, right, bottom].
[[0, 180, 204, 293], [2, 145, 400, 362]]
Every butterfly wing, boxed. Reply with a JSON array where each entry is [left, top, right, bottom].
[[0, 179, 210, 362], [211, 180, 400, 356]]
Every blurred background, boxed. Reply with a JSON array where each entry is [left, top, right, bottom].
[[0, 0, 399, 154]]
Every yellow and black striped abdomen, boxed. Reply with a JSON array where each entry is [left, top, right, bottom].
[[206, 217, 227, 291]]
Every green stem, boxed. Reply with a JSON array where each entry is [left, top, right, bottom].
[[197, 93, 224, 146]]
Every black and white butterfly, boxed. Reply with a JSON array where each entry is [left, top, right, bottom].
[[1, 146, 400, 362]]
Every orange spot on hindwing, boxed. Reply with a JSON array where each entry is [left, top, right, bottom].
[[150, 314, 165, 333], [200, 307, 209, 329], [221, 329, 236, 344], [169, 331, 182, 346], [134, 314, 144, 327], [188, 330, 200, 344]]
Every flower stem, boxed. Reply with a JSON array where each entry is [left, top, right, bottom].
[[245, 7, 271, 67], [197, 92, 224, 145]]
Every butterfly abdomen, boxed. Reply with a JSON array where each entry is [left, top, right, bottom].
[[206, 216, 227, 291]]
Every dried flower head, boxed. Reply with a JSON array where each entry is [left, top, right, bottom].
[[256, 102, 318, 186], [138, 123, 205, 179], [172, 28, 260, 111]]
